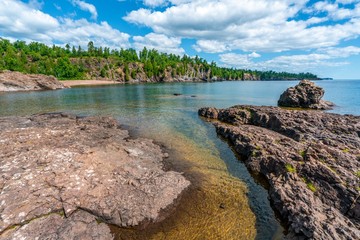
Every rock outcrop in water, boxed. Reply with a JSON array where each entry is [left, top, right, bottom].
[[0, 70, 66, 92], [278, 80, 333, 109], [0, 113, 190, 239], [199, 105, 360, 239]]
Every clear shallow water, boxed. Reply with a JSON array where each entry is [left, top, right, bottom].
[[0, 80, 359, 239]]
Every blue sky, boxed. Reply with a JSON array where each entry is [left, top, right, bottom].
[[1, 0, 360, 79]]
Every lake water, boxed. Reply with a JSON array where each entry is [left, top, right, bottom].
[[0, 80, 359, 239]]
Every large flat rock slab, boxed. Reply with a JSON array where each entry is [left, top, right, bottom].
[[199, 105, 360, 239], [0, 113, 190, 239]]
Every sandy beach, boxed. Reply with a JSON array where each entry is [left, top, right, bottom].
[[62, 80, 121, 87]]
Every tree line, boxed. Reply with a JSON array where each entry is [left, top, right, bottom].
[[0, 38, 318, 81]]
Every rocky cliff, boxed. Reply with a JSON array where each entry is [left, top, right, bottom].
[[69, 58, 258, 82], [199, 106, 360, 239], [0, 113, 190, 239], [0, 70, 66, 92]]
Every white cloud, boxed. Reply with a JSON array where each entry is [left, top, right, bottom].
[[143, 0, 168, 7], [133, 33, 184, 55], [0, 0, 129, 48], [336, 0, 360, 4], [193, 40, 229, 53], [54, 4, 62, 11], [52, 19, 130, 49], [0, 0, 59, 42], [219, 46, 360, 73], [249, 52, 261, 58], [309, 1, 360, 20], [71, 0, 98, 20], [28, 0, 44, 9], [124, 0, 360, 53]]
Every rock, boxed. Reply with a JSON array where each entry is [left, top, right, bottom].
[[1, 211, 113, 240], [199, 105, 360, 239], [278, 80, 334, 109], [0, 113, 190, 238], [0, 70, 66, 92]]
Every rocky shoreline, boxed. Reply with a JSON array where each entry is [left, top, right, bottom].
[[0, 113, 190, 239], [0, 71, 66, 92], [199, 105, 360, 239]]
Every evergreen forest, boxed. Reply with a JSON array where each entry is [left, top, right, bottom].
[[0, 39, 318, 81]]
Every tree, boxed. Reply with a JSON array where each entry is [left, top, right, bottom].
[[87, 41, 95, 56]]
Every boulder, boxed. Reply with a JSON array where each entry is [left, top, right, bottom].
[[0, 70, 66, 92], [278, 80, 334, 109]]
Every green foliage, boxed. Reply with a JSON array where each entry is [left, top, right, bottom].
[[124, 64, 130, 82], [100, 67, 106, 78], [342, 148, 349, 153], [355, 171, 360, 178], [285, 163, 296, 173], [301, 177, 317, 192], [54, 57, 84, 79], [307, 182, 317, 192], [131, 69, 137, 79], [0, 39, 319, 81], [299, 150, 306, 159]]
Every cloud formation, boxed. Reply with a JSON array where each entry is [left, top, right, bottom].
[[71, 0, 98, 20], [133, 33, 185, 55], [125, 0, 360, 53], [220, 46, 360, 73], [0, 0, 129, 48]]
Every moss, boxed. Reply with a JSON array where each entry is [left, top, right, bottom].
[[355, 171, 360, 178], [299, 150, 306, 159], [285, 163, 296, 173], [301, 177, 317, 192], [96, 218, 104, 224], [307, 182, 317, 192], [342, 148, 349, 153]]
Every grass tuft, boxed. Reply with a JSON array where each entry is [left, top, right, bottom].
[[307, 182, 317, 192], [299, 150, 306, 159], [285, 163, 296, 173]]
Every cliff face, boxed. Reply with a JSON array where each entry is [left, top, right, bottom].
[[70, 58, 253, 82], [0, 70, 66, 92]]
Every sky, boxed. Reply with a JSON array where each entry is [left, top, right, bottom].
[[1, 0, 360, 79]]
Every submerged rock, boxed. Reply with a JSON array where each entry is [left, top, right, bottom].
[[199, 105, 360, 239], [278, 80, 334, 109], [0, 113, 190, 239], [0, 70, 66, 92]]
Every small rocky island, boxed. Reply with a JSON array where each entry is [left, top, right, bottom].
[[278, 79, 334, 110], [0, 113, 190, 239], [199, 81, 359, 239], [0, 71, 66, 92]]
